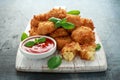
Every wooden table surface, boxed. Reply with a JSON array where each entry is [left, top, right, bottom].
[[0, 0, 120, 80]]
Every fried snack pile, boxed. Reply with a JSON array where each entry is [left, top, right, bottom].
[[29, 8, 96, 61]]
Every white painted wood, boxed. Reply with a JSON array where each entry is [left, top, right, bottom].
[[16, 22, 107, 72]]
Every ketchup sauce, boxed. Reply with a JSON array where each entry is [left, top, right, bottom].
[[23, 38, 54, 54]]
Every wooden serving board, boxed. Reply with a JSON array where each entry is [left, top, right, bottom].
[[16, 23, 107, 72]]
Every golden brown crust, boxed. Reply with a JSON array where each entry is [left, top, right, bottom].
[[71, 26, 95, 45], [29, 27, 38, 36], [37, 21, 56, 35], [30, 18, 40, 27], [55, 36, 72, 50], [79, 43, 96, 60], [34, 8, 67, 21], [80, 18, 94, 30], [50, 28, 69, 38], [47, 8, 67, 19], [66, 14, 94, 30], [34, 14, 48, 21], [66, 14, 81, 28]]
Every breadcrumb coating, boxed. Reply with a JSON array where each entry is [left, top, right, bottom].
[[61, 42, 81, 61], [66, 14, 81, 28], [71, 26, 95, 45], [55, 36, 72, 50], [66, 14, 94, 30], [29, 27, 38, 36], [30, 18, 40, 27], [50, 28, 69, 38], [79, 43, 96, 60], [80, 18, 94, 30], [34, 8, 67, 21], [37, 21, 56, 35]]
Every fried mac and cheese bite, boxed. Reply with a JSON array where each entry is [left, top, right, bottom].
[[37, 21, 56, 35], [61, 42, 81, 61], [71, 26, 95, 45], [79, 43, 96, 60]]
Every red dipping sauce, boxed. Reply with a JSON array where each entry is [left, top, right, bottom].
[[23, 38, 54, 54]]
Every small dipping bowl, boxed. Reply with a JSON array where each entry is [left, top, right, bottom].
[[19, 36, 56, 59]]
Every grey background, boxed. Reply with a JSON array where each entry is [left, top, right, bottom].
[[0, 0, 120, 80]]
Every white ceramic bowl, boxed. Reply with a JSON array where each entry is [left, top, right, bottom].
[[19, 36, 56, 59]]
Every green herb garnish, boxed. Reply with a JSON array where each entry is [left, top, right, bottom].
[[48, 17, 61, 23], [67, 10, 80, 15], [21, 32, 28, 41], [35, 38, 39, 44], [62, 22, 75, 29], [24, 37, 46, 47], [60, 18, 67, 23], [34, 37, 46, 44], [24, 41, 35, 47], [37, 37, 46, 43], [47, 55, 62, 69], [96, 43, 101, 51], [55, 20, 62, 27], [49, 17, 75, 30]]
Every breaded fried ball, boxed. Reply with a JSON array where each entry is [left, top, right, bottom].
[[50, 28, 69, 38], [55, 36, 72, 50], [66, 14, 94, 30], [37, 21, 56, 35], [71, 26, 95, 45], [34, 8, 67, 21], [61, 42, 81, 61], [80, 18, 94, 30], [66, 14, 81, 28], [47, 8, 67, 19], [79, 43, 96, 60]]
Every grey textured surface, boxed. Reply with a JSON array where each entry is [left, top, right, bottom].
[[0, 0, 120, 80]]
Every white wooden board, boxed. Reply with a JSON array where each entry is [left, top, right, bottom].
[[15, 23, 107, 72]]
